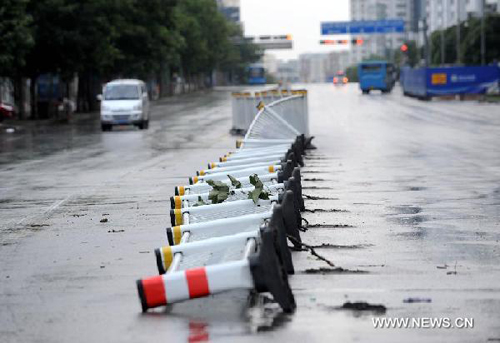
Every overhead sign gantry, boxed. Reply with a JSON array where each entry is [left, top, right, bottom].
[[245, 35, 293, 50], [321, 19, 405, 35]]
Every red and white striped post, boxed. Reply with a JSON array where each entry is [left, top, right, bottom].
[[137, 258, 254, 311]]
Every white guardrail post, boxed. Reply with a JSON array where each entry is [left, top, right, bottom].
[[136, 88, 313, 315]]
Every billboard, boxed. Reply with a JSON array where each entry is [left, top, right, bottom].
[[401, 66, 500, 98]]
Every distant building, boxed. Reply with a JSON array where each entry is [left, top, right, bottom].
[[263, 54, 279, 75], [426, 0, 499, 33], [487, 0, 500, 12], [275, 60, 300, 83], [299, 53, 329, 83], [216, 0, 241, 24], [325, 51, 351, 79], [350, 0, 419, 64]]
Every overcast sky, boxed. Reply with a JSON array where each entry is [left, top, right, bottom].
[[240, 0, 350, 61]]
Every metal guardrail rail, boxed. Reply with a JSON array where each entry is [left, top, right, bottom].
[[136, 92, 312, 314]]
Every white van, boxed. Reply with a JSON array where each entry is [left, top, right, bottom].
[[98, 79, 150, 131]]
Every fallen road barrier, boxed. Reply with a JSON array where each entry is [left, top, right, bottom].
[[137, 226, 296, 313], [231, 90, 308, 135], [136, 89, 313, 314]]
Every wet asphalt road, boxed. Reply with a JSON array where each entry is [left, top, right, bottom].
[[1, 84, 500, 342]]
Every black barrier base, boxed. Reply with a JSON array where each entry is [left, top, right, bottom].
[[282, 151, 298, 169], [305, 136, 316, 150], [283, 176, 303, 226], [269, 205, 294, 274], [278, 160, 294, 183], [291, 142, 304, 167], [280, 190, 302, 247], [249, 227, 296, 313], [291, 168, 305, 211]]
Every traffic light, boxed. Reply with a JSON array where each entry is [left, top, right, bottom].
[[400, 44, 408, 52]]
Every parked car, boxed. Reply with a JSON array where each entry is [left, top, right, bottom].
[[0, 102, 14, 122], [0, 78, 15, 121], [97, 79, 150, 131]]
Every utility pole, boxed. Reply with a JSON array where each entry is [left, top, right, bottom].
[[456, 0, 461, 64], [440, 26, 445, 65], [481, 0, 486, 65], [422, 17, 430, 67]]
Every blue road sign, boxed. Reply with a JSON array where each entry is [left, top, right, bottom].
[[321, 20, 405, 35]]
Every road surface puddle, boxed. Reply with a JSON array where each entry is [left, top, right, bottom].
[[387, 205, 422, 215]]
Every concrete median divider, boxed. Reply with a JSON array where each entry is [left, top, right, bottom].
[[136, 89, 313, 314]]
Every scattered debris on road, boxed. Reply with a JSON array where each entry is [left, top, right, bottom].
[[341, 302, 387, 313]]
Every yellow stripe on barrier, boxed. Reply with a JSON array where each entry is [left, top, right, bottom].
[[174, 209, 183, 225], [236, 140, 242, 149], [162, 246, 173, 270], [211, 162, 217, 169], [199, 170, 206, 176], [178, 186, 185, 196], [174, 196, 182, 209], [173, 226, 182, 245], [257, 101, 265, 111], [193, 176, 199, 184], [269, 165, 275, 173]]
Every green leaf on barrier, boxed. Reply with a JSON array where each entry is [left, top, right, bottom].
[[259, 192, 270, 200], [248, 189, 261, 204], [206, 179, 228, 189], [247, 174, 270, 204], [207, 179, 230, 204], [217, 190, 229, 203], [249, 174, 263, 189], [228, 175, 242, 188]]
